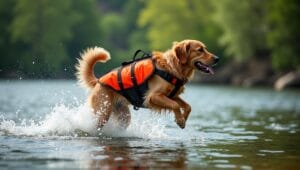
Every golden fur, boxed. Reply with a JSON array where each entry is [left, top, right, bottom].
[[76, 39, 218, 129]]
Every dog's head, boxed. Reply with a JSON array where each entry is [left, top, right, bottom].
[[173, 39, 219, 74]]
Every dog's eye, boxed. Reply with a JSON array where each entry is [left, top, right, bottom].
[[197, 47, 204, 52]]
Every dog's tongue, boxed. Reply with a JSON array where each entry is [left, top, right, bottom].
[[195, 61, 214, 75], [195, 62, 215, 74], [207, 66, 214, 75]]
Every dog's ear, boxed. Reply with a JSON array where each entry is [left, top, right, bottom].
[[172, 41, 179, 46], [174, 42, 190, 64]]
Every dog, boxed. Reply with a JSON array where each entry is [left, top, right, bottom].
[[76, 39, 219, 129]]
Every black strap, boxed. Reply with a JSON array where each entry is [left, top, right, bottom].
[[168, 80, 184, 98], [117, 67, 132, 103], [117, 63, 145, 110], [154, 69, 175, 83], [133, 50, 152, 60], [154, 68, 185, 98], [117, 67, 123, 89], [122, 50, 152, 66], [130, 62, 144, 110], [130, 62, 138, 87], [117, 49, 184, 107]]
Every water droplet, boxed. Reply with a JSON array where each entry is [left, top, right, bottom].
[[32, 61, 35, 64], [64, 68, 67, 71]]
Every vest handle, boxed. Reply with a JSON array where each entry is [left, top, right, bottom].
[[122, 50, 152, 66]]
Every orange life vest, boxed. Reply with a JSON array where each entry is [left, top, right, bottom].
[[98, 50, 186, 109], [99, 58, 154, 91]]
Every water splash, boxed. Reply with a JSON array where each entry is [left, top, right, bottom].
[[0, 103, 188, 140], [101, 109, 172, 139], [0, 103, 97, 137]]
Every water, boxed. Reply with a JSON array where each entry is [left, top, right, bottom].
[[0, 80, 300, 169]]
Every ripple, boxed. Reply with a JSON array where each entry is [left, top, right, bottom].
[[207, 152, 243, 158], [265, 123, 293, 131], [204, 132, 258, 142], [212, 160, 229, 163], [0, 157, 73, 162], [215, 164, 237, 168], [231, 131, 263, 135], [259, 150, 285, 154], [241, 165, 252, 170], [91, 155, 109, 160], [10, 149, 30, 154]]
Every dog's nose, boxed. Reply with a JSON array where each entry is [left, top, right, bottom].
[[213, 55, 219, 64]]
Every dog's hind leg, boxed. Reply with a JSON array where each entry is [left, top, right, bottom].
[[89, 84, 113, 128], [112, 101, 131, 129]]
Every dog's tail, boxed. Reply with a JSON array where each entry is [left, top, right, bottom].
[[75, 47, 111, 89]]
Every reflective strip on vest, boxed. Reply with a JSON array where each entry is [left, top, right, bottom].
[[99, 58, 154, 91]]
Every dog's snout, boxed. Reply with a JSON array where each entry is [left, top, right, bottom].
[[213, 55, 219, 64]]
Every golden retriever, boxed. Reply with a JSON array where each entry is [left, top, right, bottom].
[[76, 39, 219, 129]]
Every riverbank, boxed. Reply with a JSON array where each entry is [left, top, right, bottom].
[[1, 59, 300, 90], [194, 59, 300, 90]]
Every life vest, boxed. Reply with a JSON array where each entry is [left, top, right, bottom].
[[98, 50, 186, 110]]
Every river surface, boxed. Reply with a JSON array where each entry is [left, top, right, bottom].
[[0, 80, 299, 169]]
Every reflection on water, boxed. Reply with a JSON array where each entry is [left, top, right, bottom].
[[87, 138, 188, 169], [0, 80, 300, 169]]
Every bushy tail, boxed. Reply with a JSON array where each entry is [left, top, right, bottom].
[[75, 47, 110, 89]]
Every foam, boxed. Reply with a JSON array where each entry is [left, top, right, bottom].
[[0, 102, 190, 140], [0, 103, 98, 137], [101, 109, 172, 139]]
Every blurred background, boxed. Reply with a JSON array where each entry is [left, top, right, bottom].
[[1, 1, 300, 168], [0, 0, 299, 89]]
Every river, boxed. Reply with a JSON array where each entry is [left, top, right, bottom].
[[0, 80, 299, 169]]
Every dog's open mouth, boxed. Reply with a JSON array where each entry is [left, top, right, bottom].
[[194, 61, 214, 75]]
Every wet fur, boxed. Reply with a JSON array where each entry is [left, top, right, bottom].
[[76, 39, 217, 129]]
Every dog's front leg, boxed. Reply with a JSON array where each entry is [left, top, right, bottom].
[[149, 94, 186, 129], [174, 97, 191, 122]]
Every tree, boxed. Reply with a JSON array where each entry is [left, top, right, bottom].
[[10, 0, 80, 77], [124, 0, 149, 54], [66, 0, 102, 78], [0, 0, 19, 77], [139, 0, 196, 50], [212, 0, 268, 61], [267, 0, 300, 70], [138, 0, 222, 55], [94, 0, 148, 75]]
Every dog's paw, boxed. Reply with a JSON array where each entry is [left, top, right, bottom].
[[176, 118, 186, 129]]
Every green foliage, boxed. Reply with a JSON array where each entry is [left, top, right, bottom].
[[124, 0, 149, 53], [0, 0, 299, 78], [212, 0, 268, 61], [67, 0, 101, 56], [139, 0, 196, 50], [0, 0, 20, 75], [267, 0, 300, 70], [95, 0, 147, 74], [138, 0, 223, 56], [66, 0, 102, 77], [100, 13, 126, 50], [10, 0, 80, 77]]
